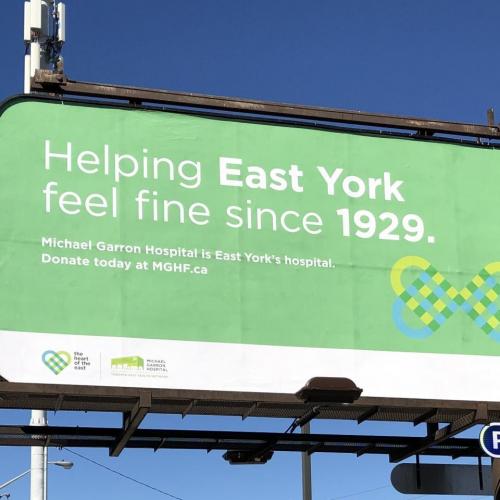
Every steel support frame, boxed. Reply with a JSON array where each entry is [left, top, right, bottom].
[[390, 404, 489, 463], [413, 409, 438, 426], [0, 425, 488, 461], [30, 70, 500, 140], [0, 382, 498, 427], [110, 391, 151, 457]]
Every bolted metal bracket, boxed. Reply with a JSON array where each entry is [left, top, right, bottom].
[[34, 69, 67, 85]]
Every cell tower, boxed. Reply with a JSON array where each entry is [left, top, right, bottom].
[[24, 0, 66, 94]]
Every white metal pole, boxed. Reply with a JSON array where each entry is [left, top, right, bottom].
[[30, 41, 40, 77], [30, 410, 47, 500], [23, 1, 32, 94], [25, 0, 57, 489], [40, 0, 51, 71], [24, 53, 31, 94], [43, 446, 48, 500]]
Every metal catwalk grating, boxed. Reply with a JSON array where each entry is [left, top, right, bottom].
[[0, 382, 499, 425]]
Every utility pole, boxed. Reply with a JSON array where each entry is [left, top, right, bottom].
[[23, 3, 66, 498], [30, 410, 47, 500], [24, 0, 66, 94]]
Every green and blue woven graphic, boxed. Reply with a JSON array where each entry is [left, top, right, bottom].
[[42, 350, 71, 375], [391, 256, 500, 341]]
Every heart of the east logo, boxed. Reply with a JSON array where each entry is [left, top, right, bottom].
[[42, 350, 72, 375], [391, 256, 500, 342]]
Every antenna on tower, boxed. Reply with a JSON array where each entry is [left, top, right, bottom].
[[23, 0, 66, 94]]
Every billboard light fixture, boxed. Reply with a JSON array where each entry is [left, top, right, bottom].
[[296, 377, 363, 404], [223, 450, 274, 465]]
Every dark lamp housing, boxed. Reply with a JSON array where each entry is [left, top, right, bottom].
[[296, 377, 362, 404], [223, 450, 274, 465]]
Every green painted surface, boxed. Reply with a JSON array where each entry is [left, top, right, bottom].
[[1, 98, 499, 356]]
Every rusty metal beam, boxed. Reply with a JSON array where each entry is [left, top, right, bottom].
[[109, 392, 151, 457], [53, 394, 64, 413], [305, 442, 322, 456], [30, 72, 500, 139], [357, 406, 379, 424], [413, 408, 438, 426], [242, 402, 259, 420], [356, 444, 375, 457], [0, 381, 296, 405], [0, 381, 499, 424], [181, 399, 197, 419]]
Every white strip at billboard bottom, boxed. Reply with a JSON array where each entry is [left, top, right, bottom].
[[0, 330, 496, 401]]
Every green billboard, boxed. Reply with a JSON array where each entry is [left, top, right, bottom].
[[0, 97, 499, 400]]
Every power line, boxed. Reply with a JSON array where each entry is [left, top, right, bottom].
[[330, 485, 390, 499], [330, 485, 433, 499], [63, 448, 186, 500]]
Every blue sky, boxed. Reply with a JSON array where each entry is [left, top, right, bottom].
[[1, 1, 499, 499]]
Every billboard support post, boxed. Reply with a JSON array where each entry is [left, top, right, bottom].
[[301, 422, 312, 500], [493, 459, 500, 499], [29, 410, 47, 500]]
